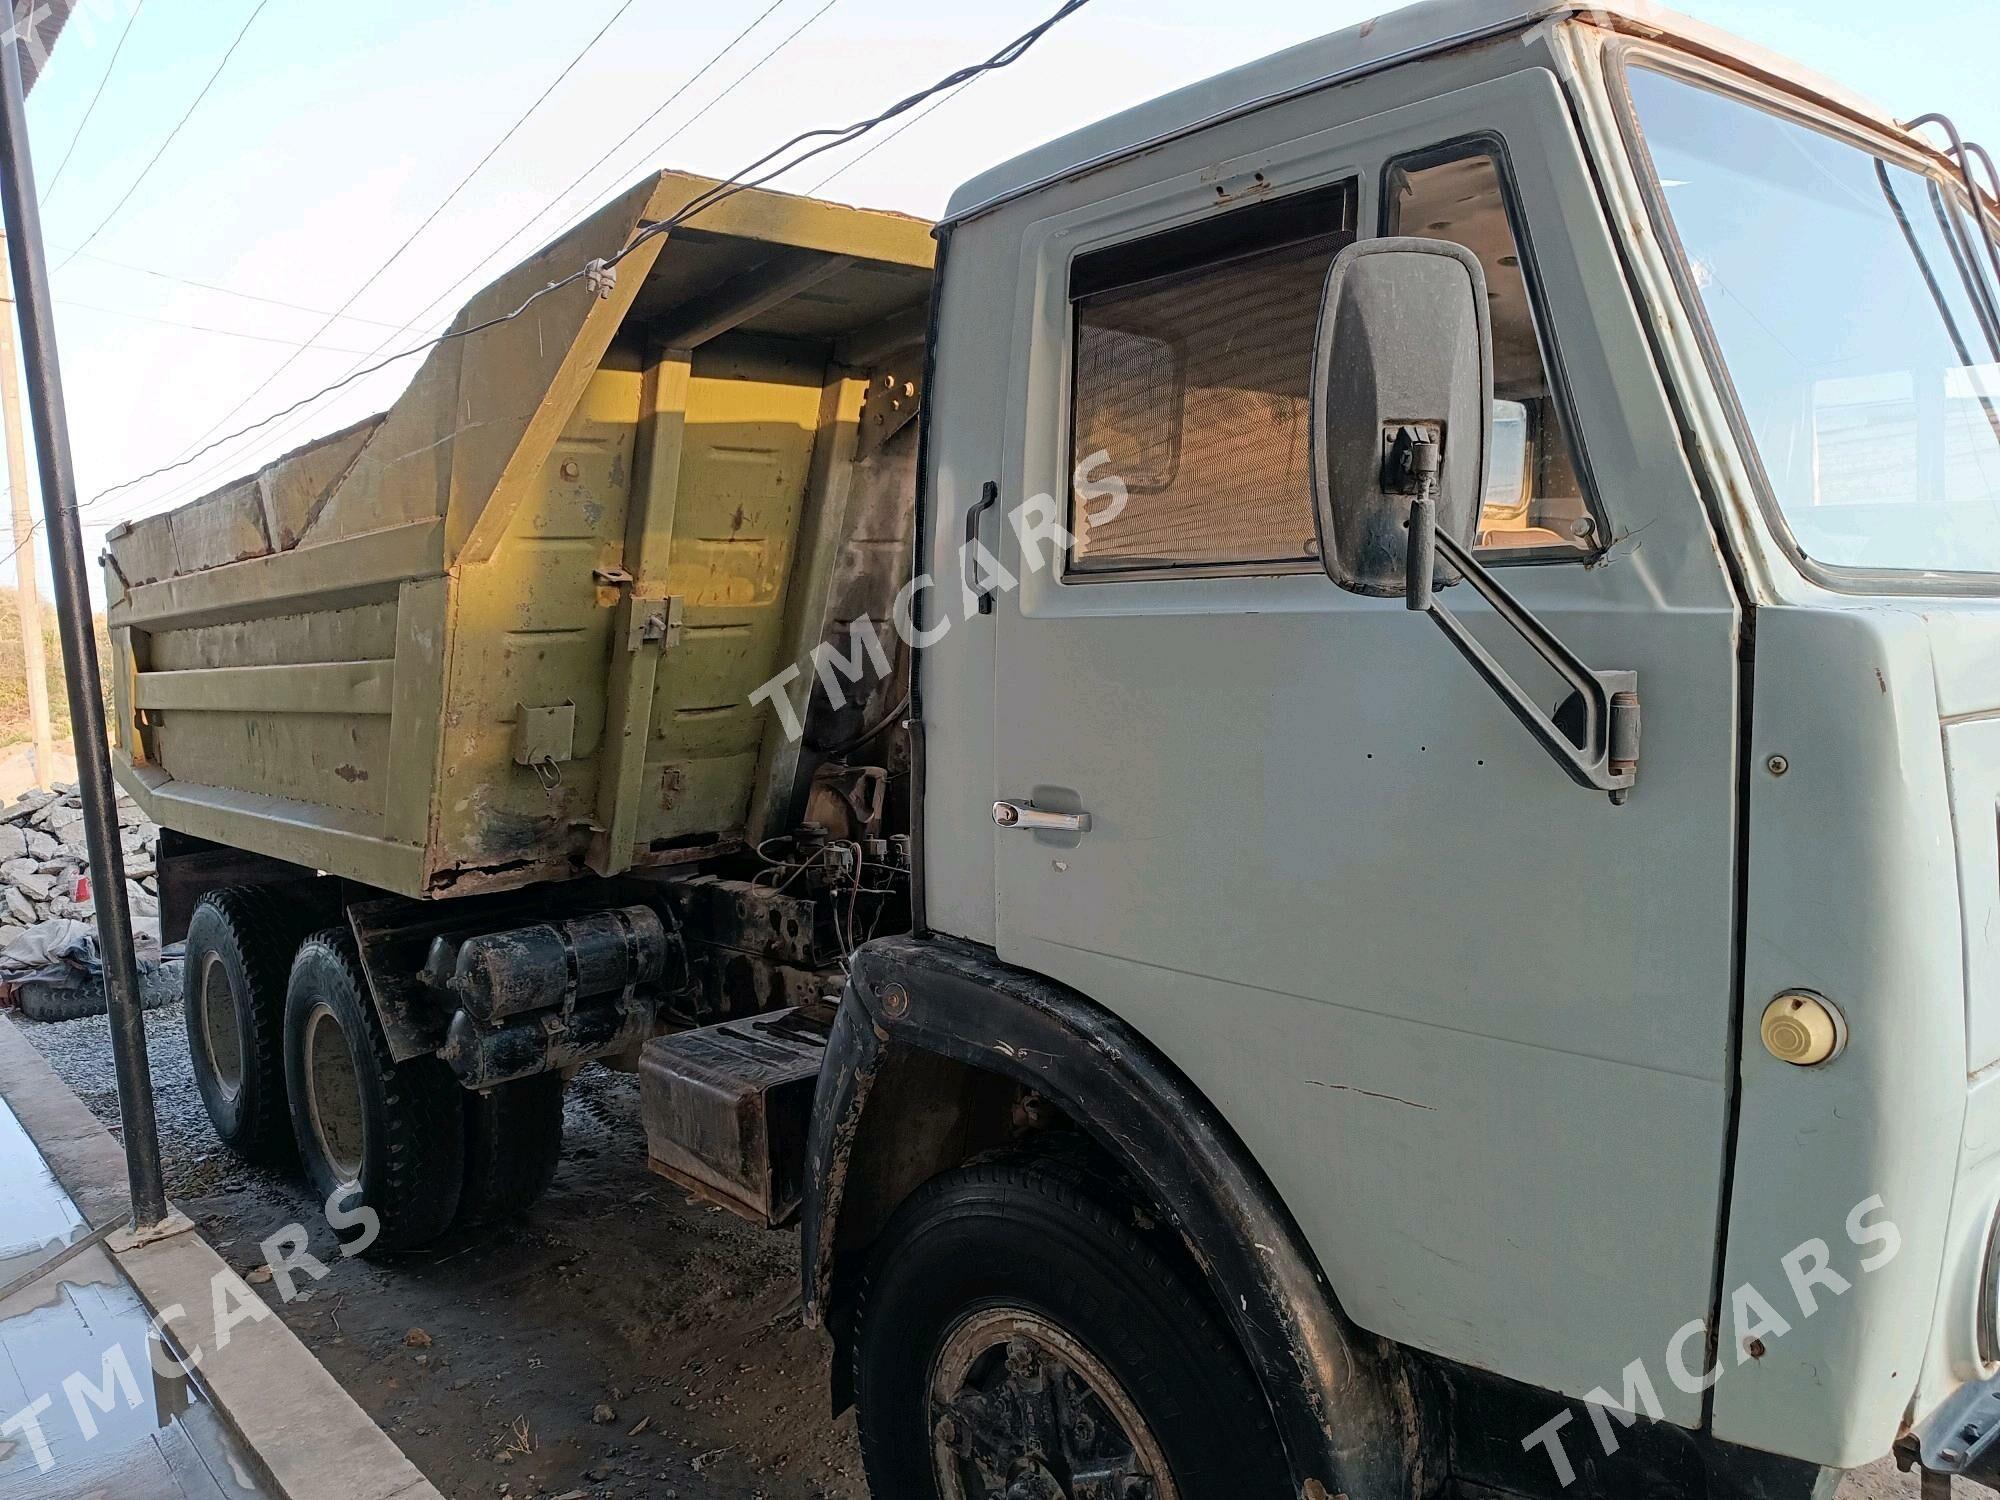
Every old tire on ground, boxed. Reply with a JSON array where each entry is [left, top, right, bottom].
[[852, 1153, 1289, 1500], [283, 930, 464, 1254], [183, 888, 312, 1164], [457, 1072, 565, 1228], [18, 964, 177, 1023], [17, 979, 111, 1023]]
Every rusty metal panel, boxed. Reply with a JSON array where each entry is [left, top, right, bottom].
[[427, 358, 640, 886], [145, 600, 400, 671], [168, 478, 270, 573], [256, 415, 381, 551], [298, 339, 463, 550], [639, 1007, 833, 1226], [105, 512, 176, 589], [639, 338, 827, 846], [102, 171, 935, 902]]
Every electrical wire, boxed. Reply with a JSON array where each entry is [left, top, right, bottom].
[[39, 0, 148, 205], [146, 0, 833, 518], [160, 0, 642, 475], [610, 0, 1093, 270], [384, 0, 797, 341], [806, 75, 977, 195], [53, 0, 273, 272], [63, 0, 1096, 530], [53, 296, 381, 354], [603, 0, 843, 207], [54, 247, 408, 331], [805, 691, 909, 759], [74, 270, 607, 514]]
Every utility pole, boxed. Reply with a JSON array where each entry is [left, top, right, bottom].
[[0, 21, 166, 1228], [0, 239, 55, 789]]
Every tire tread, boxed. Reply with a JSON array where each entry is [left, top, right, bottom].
[[286, 929, 464, 1253], [183, 885, 317, 1164], [851, 1147, 1286, 1499], [457, 1072, 565, 1228]]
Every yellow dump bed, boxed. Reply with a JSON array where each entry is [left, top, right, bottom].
[[106, 172, 934, 899]]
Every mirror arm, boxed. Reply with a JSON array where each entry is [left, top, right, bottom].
[[1408, 501, 1641, 805]]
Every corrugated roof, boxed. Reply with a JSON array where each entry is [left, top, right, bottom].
[[11, 0, 79, 93]]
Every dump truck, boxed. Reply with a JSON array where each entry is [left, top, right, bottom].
[[106, 0, 2000, 1495]]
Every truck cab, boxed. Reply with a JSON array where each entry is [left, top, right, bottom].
[[801, 1, 2000, 1496], [116, 0, 2000, 1495]]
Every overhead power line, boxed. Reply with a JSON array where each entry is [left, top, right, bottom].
[[386, 0, 822, 355], [809, 73, 978, 194], [65, 0, 1095, 532], [52, 247, 409, 331], [54, 0, 273, 271], [121, 0, 824, 522], [54, 296, 381, 353], [158, 0, 641, 485], [40, 0, 148, 204]]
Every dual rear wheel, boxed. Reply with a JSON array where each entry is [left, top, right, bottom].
[[189, 890, 1283, 1494], [182, 891, 565, 1254]]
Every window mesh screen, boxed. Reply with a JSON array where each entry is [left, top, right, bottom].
[[1071, 234, 1347, 572]]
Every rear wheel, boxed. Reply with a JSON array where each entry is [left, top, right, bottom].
[[457, 1072, 565, 1228], [183, 888, 312, 1165], [283, 930, 464, 1253], [853, 1154, 1289, 1500]]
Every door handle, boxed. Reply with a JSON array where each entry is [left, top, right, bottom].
[[993, 800, 1091, 834], [965, 480, 1000, 616]]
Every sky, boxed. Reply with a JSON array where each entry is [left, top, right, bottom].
[[4, 0, 1996, 604]]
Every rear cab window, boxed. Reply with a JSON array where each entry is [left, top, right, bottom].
[[1064, 154, 1600, 577], [1067, 180, 1356, 576]]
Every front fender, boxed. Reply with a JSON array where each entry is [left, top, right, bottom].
[[801, 931, 1429, 1499]]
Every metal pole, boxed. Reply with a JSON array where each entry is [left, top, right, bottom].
[[0, 25, 166, 1227], [0, 240, 57, 789]]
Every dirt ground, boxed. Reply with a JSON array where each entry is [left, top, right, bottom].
[[15, 992, 1923, 1500], [21, 993, 863, 1500]]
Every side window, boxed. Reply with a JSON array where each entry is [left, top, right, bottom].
[[1068, 180, 1357, 575], [1387, 147, 1597, 555]]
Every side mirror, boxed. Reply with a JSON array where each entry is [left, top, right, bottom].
[[1308, 237, 1643, 805], [1308, 237, 1492, 598]]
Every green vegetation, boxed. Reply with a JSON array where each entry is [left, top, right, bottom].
[[0, 585, 108, 748]]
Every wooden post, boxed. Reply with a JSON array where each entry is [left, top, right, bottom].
[[0, 236, 53, 788]]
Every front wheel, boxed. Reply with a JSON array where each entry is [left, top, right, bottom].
[[852, 1154, 1289, 1500]]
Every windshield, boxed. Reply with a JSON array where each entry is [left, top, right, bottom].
[[1624, 65, 2000, 582]]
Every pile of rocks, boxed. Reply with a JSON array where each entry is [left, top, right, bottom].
[[0, 784, 161, 951]]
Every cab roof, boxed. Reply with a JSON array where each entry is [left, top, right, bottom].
[[945, 0, 1912, 223]]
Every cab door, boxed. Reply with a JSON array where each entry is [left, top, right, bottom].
[[987, 70, 1743, 1419]]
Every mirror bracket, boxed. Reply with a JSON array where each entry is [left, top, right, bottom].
[[1408, 496, 1641, 805]]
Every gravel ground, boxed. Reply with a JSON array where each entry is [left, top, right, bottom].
[[19, 984, 862, 1500], [10, 987, 1922, 1500]]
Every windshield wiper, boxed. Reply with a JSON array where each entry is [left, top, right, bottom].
[[1877, 160, 2000, 448], [1909, 113, 2000, 339]]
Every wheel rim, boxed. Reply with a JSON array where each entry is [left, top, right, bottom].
[[198, 952, 243, 1101], [302, 1003, 365, 1182], [927, 1306, 1177, 1500]]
